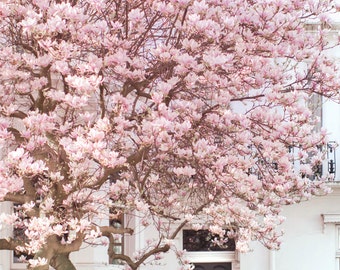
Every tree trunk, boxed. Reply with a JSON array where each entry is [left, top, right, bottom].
[[27, 248, 53, 270], [50, 253, 77, 270], [27, 264, 49, 270]]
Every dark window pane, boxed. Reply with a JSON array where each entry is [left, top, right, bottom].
[[183, 230, 235, 252], [194, 263, 232, 270], [12, 204, 34, 263]]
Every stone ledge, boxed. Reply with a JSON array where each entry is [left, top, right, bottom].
[[322, 213, 340, 224]]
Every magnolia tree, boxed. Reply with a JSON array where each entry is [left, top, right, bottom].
[[0, 0, 340, 269]]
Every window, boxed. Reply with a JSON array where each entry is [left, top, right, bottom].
[[108, 173, 126, 264], [108, 209, 124, 265], [183, 230, 235, 252], [11, 204, 34, 268], [308, 93, 322, 132], [194, 262, 232, 270], [182, 229, 239, 270], [322, 215, 340, 270]]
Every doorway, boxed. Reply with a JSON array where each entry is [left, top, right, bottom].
[[194, 262, 232, 270]]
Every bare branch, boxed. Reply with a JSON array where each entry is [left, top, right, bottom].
[[100, 225, 134, 235], [0, 238, 21, 250]]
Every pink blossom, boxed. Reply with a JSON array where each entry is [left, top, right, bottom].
[[28, 258, 48, 267], [8, 148, 25, 162], [173, 166, 196, 177], [20, 17, 38, 33]]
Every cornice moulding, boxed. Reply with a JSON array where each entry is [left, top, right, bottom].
[[322, 213, 340, 224]]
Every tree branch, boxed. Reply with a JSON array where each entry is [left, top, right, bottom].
[[134, 244, 170, 269], [50, 253, 76, 270], [110, 244, 170, 270], [0, 238, 21, 250], [100, 226, 134, 235], [93, 146, 150, 189], [52, 234, 84, 254]]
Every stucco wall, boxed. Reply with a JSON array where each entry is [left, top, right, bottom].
[[240, 185, 340, 270]]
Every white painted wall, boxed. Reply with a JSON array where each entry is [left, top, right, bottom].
[[240, 185, 340, 270]]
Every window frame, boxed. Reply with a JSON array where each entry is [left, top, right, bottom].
[[10, 203, 29, 270], [181, 229, 239, 270], [108, 209, 125, 265], [336, 225, 340, 270]]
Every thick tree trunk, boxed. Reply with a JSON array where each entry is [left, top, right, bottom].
[[27, 264, 49, 270], [27, 248, 53, 270], [50, 253, 76, 270]]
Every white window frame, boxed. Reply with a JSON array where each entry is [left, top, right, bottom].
[[180, 229, 240, 270], [11, 251, 28, 270], [185, 251, 238, 270], [336, 225, 340, 270], [322, 214, 340, 270]]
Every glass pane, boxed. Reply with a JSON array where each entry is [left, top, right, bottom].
[[183, 230, 235, 252], [194, 263, 232, 270], [111, 258, 123, 265], [113, 245, 122, 254], [111, 219, 122, 228], [109, 211, 124, 264]]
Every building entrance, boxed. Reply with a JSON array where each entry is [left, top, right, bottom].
[[194, 262, 232, 270]]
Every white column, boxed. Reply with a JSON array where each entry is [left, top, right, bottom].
[[323, 99, 340, 181], [269, 250, 275, 270], [0, 202, 12, 270]]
